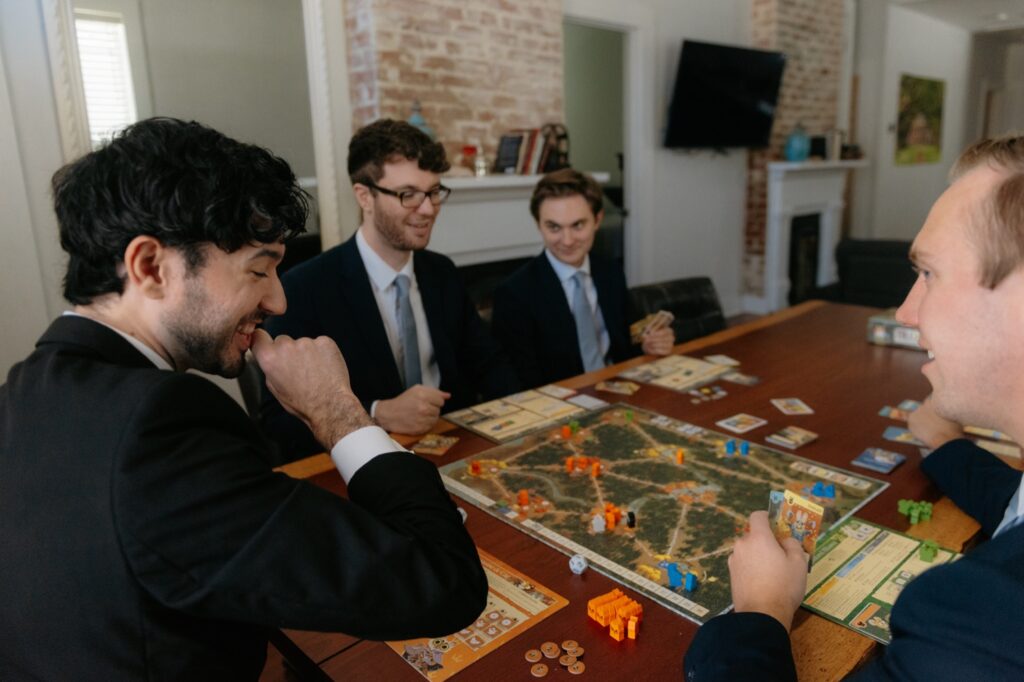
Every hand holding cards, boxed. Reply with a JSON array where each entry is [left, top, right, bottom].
[[630, 310, 674, 344], [768, 489, 824, 559]]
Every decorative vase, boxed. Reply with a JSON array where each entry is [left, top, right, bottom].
[[784, 123, 810, 162]]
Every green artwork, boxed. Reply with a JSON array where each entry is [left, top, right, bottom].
[[441, 404, 888, 625], [896, 74, 944, 165]]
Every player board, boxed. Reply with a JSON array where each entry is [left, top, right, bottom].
[[617, 355, 731, 393], [444, 388, 585, 443], [440, 404, 888, 625]]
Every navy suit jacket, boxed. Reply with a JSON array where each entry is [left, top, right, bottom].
[[261, 236, 519, 460], [683, 438, 1024, 681], [0, 316, 487, 680], [490, 252, 637, 388]]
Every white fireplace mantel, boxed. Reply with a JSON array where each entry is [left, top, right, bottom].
[[429, 172, 610, 266], [746, 159, 868, 313]]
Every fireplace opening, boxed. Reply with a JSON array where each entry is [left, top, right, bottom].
[[788, 213, 820, 305]]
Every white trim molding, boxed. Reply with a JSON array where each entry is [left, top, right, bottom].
[[41, 0, 91, 162]]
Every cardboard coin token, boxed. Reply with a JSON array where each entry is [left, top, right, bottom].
[[540, 642, 560, 658], [531, 663, 549, 677], [561, 639, 578, 652], [568, 661, 586, 675], [559, 654, 578, 667], [525, 649, 542, 663], [568, 646, 585, 658]]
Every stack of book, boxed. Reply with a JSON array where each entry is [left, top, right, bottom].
[[493, 128, 555, 175]]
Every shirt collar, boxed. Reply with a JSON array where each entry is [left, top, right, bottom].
[[62, 311, 173, 370], [356, 228, 414, 290], [544, 249, 591, 284]]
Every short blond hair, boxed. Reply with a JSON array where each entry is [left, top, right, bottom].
[[951, 135, 1024, 288]]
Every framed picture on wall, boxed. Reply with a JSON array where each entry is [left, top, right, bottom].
[[895, 74, 944, 165]]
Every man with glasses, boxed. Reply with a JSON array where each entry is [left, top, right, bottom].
[[261, 119, 519, 460]]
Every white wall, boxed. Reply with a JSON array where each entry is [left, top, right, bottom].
[[852, 4, 971, 241]]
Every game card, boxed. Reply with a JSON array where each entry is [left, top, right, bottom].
[[595, 380, 641, 396], [883, 426, 925, 446], [897, 399, 921, 412], [878, 406, 910, 421], [704, 354, 740, 367], [768, 489, 824, 556], [536, 384, 576, 400], [629, 310, 674, 344], [716, 413, 768, 434], [566, 393, 609, 410], [721, 371, 760, 386], [851, 447, 906, 474], [771, 398, 814, 415], [766, 426, 818, 449], [413, 433, 460, 456]]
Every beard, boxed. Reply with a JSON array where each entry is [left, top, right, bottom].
[[162, 277, 260, 378], [374, 201, 432, 252]]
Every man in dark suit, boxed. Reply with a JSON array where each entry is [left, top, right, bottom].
[[490, 169, 674, 388], [684, 135, 1024, 680], [261, 120, 518, 459], [0, 118, 487, 680]]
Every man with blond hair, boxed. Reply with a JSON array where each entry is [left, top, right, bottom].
[[684, 135, 1024, 680]]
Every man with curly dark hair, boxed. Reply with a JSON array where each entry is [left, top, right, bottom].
[[261, 119, 519, 458], [0, 118, 487, 680]]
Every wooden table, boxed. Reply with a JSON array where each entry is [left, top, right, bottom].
[[261, 301, 990, 682]]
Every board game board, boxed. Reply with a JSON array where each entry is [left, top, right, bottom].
[[441, 405, 888, 625]]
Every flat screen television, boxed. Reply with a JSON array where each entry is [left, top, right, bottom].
[[663, 40, 786, 149]]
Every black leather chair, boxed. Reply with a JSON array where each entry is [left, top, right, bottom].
[[834, 239, 916, 308], [629, 276, 726, 344]]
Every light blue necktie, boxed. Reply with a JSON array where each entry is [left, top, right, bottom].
[[572, 271, 604, 372], [394, 274, 421, 388]]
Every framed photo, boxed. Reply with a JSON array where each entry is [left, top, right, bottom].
[[895, 74, 944, 165]]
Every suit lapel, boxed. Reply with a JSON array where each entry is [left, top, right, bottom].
[[533, 254, 582, 367], [330, 239, 403, 393], [413, 252, 454, 389]]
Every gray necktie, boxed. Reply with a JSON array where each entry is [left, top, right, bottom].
[[572, 271, 604, 372], [394, 274, 421, 388]]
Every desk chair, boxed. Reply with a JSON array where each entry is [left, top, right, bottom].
[[629, 276, 726, 343]]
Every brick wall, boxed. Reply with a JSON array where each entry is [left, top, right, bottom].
[[344, 0, 564, 163], [743, 0, 844, 296]]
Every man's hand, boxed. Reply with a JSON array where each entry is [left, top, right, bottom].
[[251, 330, 372, 449], [641, 326, 675, 356], [729, 511, 809, 632], [374, 385, 451, 435], [908, 395, 964, 450]]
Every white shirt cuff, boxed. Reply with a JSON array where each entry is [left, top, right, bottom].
[[329, 425, 407, 483], [370, 399, 380, 419]]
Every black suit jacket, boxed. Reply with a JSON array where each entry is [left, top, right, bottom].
[[490, 252, 637, 388], [0, 316, 487, 681], [683, 438, 1024, 681], [261, 237, 519, 460]]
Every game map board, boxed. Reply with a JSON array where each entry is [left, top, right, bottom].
[[441, 405, 888, 625], [386, 549, 567, 681], [617, 355, 731, 393], [444, 388, 585, 443], [803, 517, 959, 644]]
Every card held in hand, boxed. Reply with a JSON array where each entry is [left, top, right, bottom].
[[768, 489, 824, 557], [629, 310, 674, 344]]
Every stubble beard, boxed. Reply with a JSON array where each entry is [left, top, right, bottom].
[[163, 277, 252, 378], [374, 203, 431, 252]]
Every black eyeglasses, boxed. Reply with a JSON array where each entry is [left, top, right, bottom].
[[363, 181, 452, 208]]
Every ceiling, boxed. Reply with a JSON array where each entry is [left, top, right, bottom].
[[891, 0, 1024, 32]]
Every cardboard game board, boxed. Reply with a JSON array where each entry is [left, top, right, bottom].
[[616, 355, 731, 393], [444, 389, 585, 443], [387, 549, 567, 681], [803, 517, 959, 644], [441, 405, 887, 625]]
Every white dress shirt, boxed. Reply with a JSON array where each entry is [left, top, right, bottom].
[[994, 473, 1024, 536], [544, 249, 610, 363], [63, 310, 401, 484], [355, 229, 440, 399]]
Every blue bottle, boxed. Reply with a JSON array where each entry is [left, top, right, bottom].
[[784, 123, 810, 162]]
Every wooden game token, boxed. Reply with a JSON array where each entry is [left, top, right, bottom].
[[568, 661, 586, 675], [559, 654, 577, 667], [568, 646, 585, 658], [531, 663, 549, 677], [540, 642, 560, 658], [561, 639, 578, 651], [525, 649, 542, 663]]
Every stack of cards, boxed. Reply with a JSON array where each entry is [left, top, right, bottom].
[[716, 413, 767, 434], [882, 426, 925, 446], [851, 447, 906, 473], [766, 426, 819, 449], [771, 398, 814, 415], [629, 310, 674, 343], [704, 354, 740, 367], [768, 489, 824, 557], [412, 433, 459, 456], [595, 380, 641, 396], [721, 371, 760, 386]]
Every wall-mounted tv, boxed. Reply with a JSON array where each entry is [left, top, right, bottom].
[[663, 40, 786, 149]]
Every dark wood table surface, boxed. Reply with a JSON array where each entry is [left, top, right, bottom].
[[261, 301, 996, 682]]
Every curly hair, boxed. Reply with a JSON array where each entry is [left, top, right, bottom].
[[529, 168, 603, 222], [52, 117, 309, 305], [347, 118, 450, 187]]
